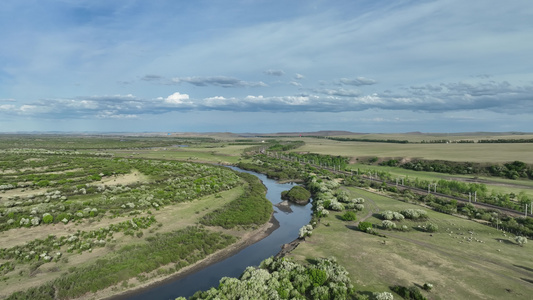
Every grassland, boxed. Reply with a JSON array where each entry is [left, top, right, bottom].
[[0, 140, 272, 299], [111, 144, 249, 165], [288, 187, 533, 299], [293, 137, 533, 163], [1, 133, 533, 299]]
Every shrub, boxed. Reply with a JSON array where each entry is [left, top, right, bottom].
[[426, 223, 438, 233], [381, 211, 394, 220], [390, 285, 427, 300], [423, 283, 433, 291], [373, 291, 394, 300], [341, 211, 357, 221], [358, 221, 373, 232], [281, 186, 311, 204], [515, 236, 528, 246], [299, 225, 313, 239], [401, 209, 428, 220], [43, 213, 54, 224], [382, 220, 396, 230]]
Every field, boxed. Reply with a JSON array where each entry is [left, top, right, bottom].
[[287, 187, 533, 299], [294, 137, 533, 163], [0, 138, 273, 299], [1, 133, 532, 299]]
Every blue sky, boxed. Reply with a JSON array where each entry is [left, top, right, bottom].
[[1, 0, 532, 133]]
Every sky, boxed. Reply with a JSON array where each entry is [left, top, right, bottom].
[[0, 0, 532, 133]]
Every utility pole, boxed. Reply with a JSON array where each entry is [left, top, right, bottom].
[[469, 192, 471, 203], [474, 191, 477, 202], [526, 204, 528, 217], [428, 184, 431, 194]]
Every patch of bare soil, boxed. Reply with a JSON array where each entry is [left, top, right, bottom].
[[93, 170, 150, 187]]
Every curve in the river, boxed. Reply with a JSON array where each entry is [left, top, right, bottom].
[[120, 167, 312, 300]]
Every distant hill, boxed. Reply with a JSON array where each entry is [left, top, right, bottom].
[[239, 130, 362, 137]]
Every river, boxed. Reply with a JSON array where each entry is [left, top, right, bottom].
[[121, 167, 312, 300]]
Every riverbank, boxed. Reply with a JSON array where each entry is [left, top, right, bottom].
[[87, 216, 280, 300]]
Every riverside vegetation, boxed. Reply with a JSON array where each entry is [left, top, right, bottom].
[[0, 137, 274, 299], [1, 134, 532, 299]]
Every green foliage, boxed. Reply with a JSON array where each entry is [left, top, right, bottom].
[[7, 227, 236, 300], [390, 285, 427, 300], [308, 268, 328, 287], [42, 214, 54, 224], [191, 257, 355, 300], [281, 185, 311, 204], [401, 159, 533, 180], [425, 223, 438, 233], [423, 283, 433, 291], [341, 211, 357, 221], [200, 172, 272, 229], [358, 221, 373, 232]]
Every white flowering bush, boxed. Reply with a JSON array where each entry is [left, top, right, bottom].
[[426, 223, 438, 232], [381, 211, 394, 220], [353, 197, 365, 204], [373, 291, 394, 300], [354, 204, 365, 211], [515, 236, 528, 246], [381, 211, 405, 221], [382, 220, 396, 230], [329, 200, 345, 211], [401, 209, 428, 220], [299, 224, 313, 238]]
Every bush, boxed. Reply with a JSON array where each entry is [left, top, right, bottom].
[[373, 291, 394, 300], [281, 186, 311, 204], [390, 285, 427, 300], [423, 283, 433, 291], [426, 223, 438, 233], [382, 220, 396, 230], [401, 209, 428, 220], [358, 221, 373, 232], [42, 213, 54, 224], [515, 236, 528, 246], [341, 211, 357, 221]]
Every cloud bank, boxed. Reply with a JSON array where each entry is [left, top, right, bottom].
[[2, 80, 531, 119]]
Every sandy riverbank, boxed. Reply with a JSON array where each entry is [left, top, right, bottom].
[[80, 216, 280, 300]]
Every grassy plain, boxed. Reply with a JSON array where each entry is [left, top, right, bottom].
[[334, 132, 533, 143], [288, 188, 533, 299], [112, 144, 250, 164], [0, 183, 244, 298], [2, 133, 533, 299], [293, 137, 533, 163]]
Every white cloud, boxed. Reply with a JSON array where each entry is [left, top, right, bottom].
[[165, 92, 190, 104]]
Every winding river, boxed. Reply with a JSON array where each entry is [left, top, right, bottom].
[[121, 167, 312, 300]]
